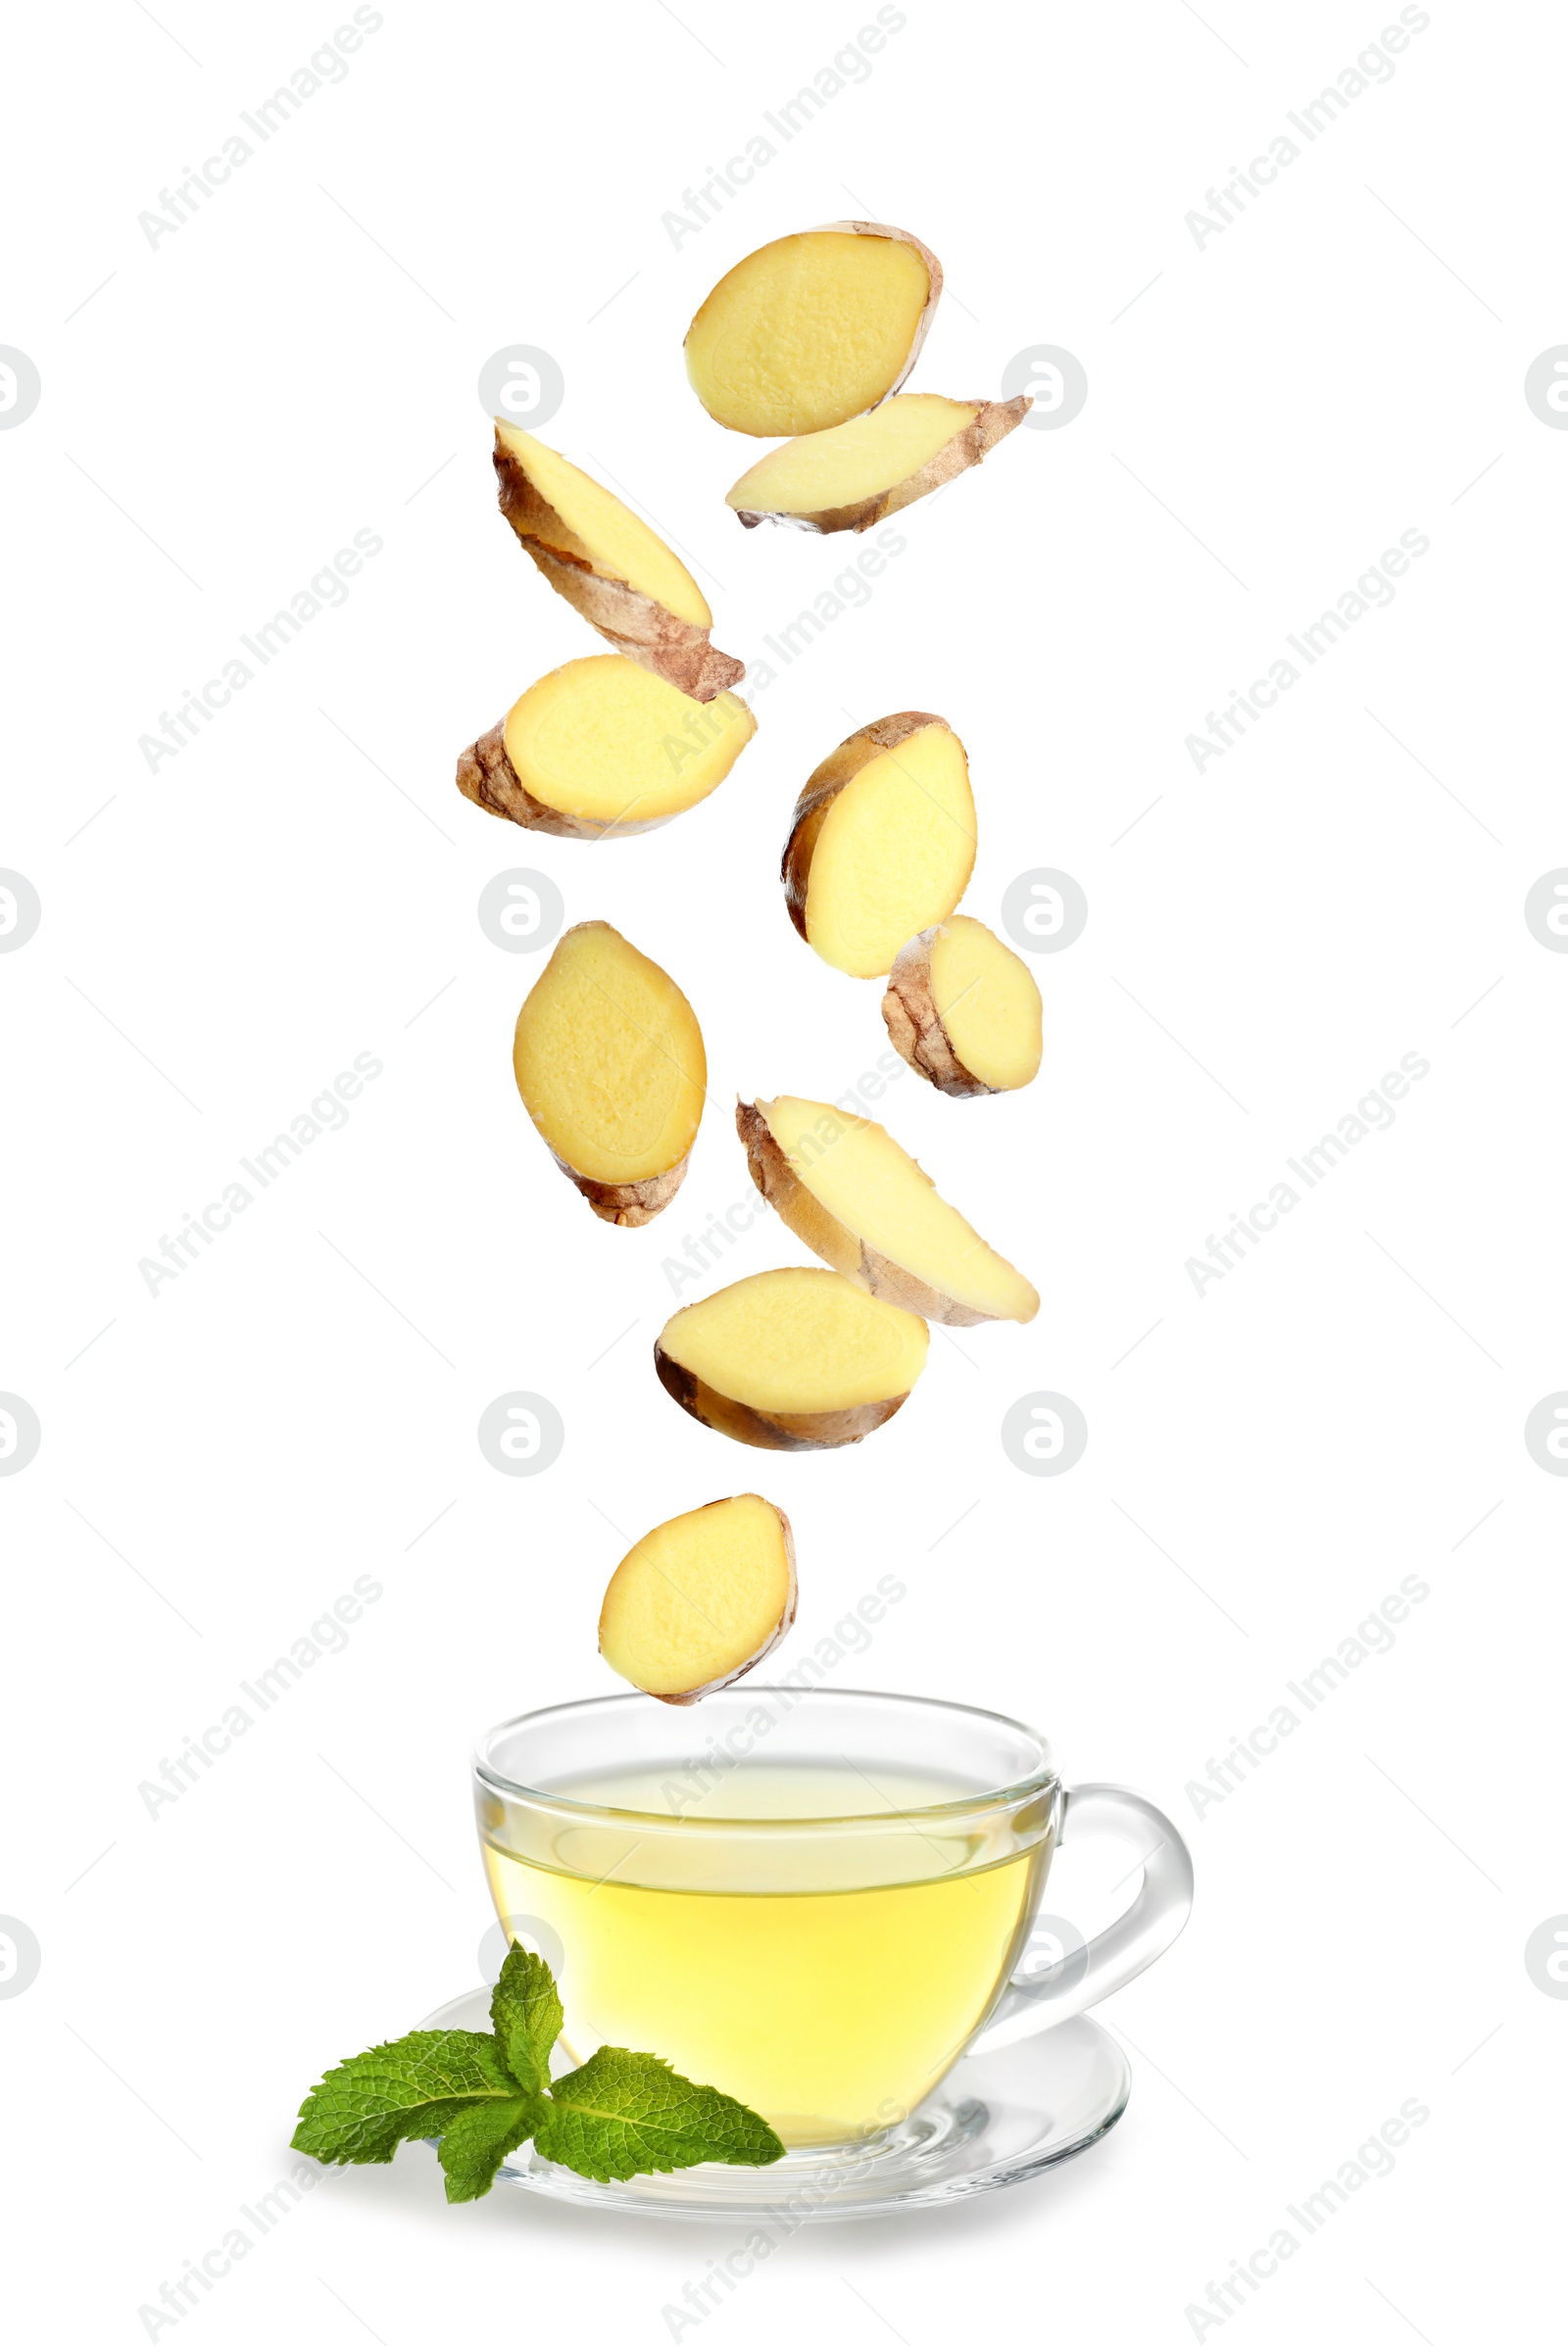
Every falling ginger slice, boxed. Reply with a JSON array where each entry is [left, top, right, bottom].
[[725, 393, 1029, 534], [738, 1096, 1039, 1327], [458, 654, 756, 840], [685, 222, 942, 437], [783, 712, 975, 978], [598, 1495, 798, 1704], [513, 921, 705, 1226], [883, 917, 1043, 1098], [494, 422, 744, 700], [656, 1267, 928, 1450]]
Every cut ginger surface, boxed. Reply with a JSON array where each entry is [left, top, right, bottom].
[[725, 394, 1028, 533], [493, 424, 743, 700], [457, 655, 755, 840], [739, 1096, 1039, 1327], [656, 1268, 928, 1449], [599, 1495, 797, 1704], [783, 713, 975, 979], [883, 917, 1043, 1098], [513, 921, 705, 1224], [505, 657, 754, 830], [685, 225, 939, 437], [498, 423, 711, 623]]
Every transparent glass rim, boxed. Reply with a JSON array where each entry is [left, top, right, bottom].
[[472, 1685, 1059, 1829]]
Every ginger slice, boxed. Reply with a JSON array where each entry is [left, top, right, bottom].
[[458, 655, 756, 840], [494, 423, 744, 700], [738, 1096, 1039, 1327], [656, 1267, 928, 1450], [598, 1494, 798, 1705], [725, 393, 1029, 534], [513, 921, 705, 1226], [782, 712, 975, 979], [685, 222, 941, 437], [883, 917, 1043, 1098]]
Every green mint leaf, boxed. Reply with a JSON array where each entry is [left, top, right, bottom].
[[489, 1943, 564, 2093], [435, 2092, 546, 2202], [533, 2047, 786, 2183], [291, 2029, 521, 2167]]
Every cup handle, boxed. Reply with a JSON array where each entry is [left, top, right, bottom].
[[968, 1784, 1194, 2054]]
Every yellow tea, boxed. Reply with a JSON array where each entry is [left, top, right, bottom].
[[480, 1760, 1046, 2147]]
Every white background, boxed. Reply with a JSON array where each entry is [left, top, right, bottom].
[[3, 1, 1564, 2339]]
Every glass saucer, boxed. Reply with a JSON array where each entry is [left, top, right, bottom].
[[419, 1987, 1130, 2222]]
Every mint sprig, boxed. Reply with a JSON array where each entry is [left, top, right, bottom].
[[291, 1943, 785, 2201], [288, 2028, 528, 2168], [488, 1942, 563, 2094], [534, 2044, 784, 2182]]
